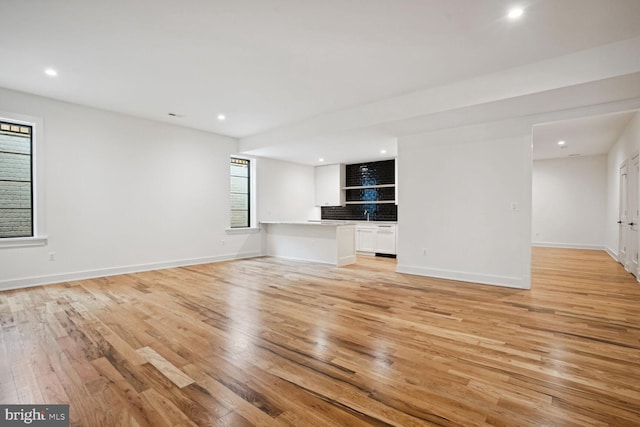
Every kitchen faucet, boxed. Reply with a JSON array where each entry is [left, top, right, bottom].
[[364, 209, 370, 221]]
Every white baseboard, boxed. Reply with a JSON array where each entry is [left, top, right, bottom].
[[605, 246, 619, 262], [395, 264, 529, 289], [0, 251, 262, 292], [532, 242, 604, 251]]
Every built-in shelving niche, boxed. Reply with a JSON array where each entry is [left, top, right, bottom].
[[322, 159, 397, 221]]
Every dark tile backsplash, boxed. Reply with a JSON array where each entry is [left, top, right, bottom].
[[322, 158, 397, 222], [345, 187, 395, 202], [345, 159, 395, 187], [322, 204, 398, 221]]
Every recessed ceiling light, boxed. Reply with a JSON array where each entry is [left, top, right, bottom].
[[318, 158, 325, 162], [217, 114, 226, 121], [557, 140, 566, 146], [44, 68, 57, 77], [507, 7, 524, 20], [380, 149, 387, 154]]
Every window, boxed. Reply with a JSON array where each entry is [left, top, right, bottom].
[[0, 120, 33, 238], [230, 157, 251, 228], [0, 112, 46, 248]]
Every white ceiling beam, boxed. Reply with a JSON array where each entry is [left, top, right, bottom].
[[240, 36, 640, 152]]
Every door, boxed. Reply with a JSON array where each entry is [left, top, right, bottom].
[[628, 155, 640, 275], [619, 162, 629, 269], [619, 158, 640, 277], [356, 226, 375, 252], [375, 225, 396, 254]]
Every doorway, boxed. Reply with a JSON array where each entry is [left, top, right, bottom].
[[531, 110, 640, 280], [619, 155, 639, 276]]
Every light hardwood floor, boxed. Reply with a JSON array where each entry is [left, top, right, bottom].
[[1, 247, 640, 426]]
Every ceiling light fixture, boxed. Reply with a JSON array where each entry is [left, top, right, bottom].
[[380, 149, 387, 154], [318, 158, 325, 162], [507, 7, 524, 20], [217, 114, 226, 121], [557, 140, 566, 146], [44, 68, 57, 77]]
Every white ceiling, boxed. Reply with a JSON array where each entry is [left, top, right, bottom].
[[532, 111, 637, 161], [1, 0, 640, 164]]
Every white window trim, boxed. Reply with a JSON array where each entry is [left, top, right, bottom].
[[228, 155, 257, 232], [225, 227, 261, 234], [0, 111, 47, 249], [0, 236, 48, 248]]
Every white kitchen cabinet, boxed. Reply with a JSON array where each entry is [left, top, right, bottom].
[[375, 225, 396, 255], [315, 164, 345, 206], [356, 225, 376, 252], [356, 224, 396, 255]]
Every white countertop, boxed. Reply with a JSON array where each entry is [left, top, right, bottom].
[[261, 220, 396, 226], [308, 220, 398, 225], [260, 221, 356, 226]]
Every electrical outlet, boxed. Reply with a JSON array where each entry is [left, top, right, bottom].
[[48, 252, 56, 261], [221, 240, 225, 246], [422, 248, 427, 256]]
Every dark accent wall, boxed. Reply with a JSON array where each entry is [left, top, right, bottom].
[[322, 159, 397, 222], [322, 203, 398, 221], [345, 187, 395, 202], [345, 159, 395, 186]]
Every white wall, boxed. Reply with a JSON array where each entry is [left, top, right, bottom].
[[0, 87, 263, 290], [532, 155, 607, 249], [397, 123, 532, 289], [256, 158, 319, 222], [606, 112, 640, 257]]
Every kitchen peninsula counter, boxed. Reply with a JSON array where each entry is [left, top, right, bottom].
[[261, 221, 356, 266]]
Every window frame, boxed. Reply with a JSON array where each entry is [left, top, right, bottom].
[[227, 155, 257, 232], [0, 111, 47, 248]]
